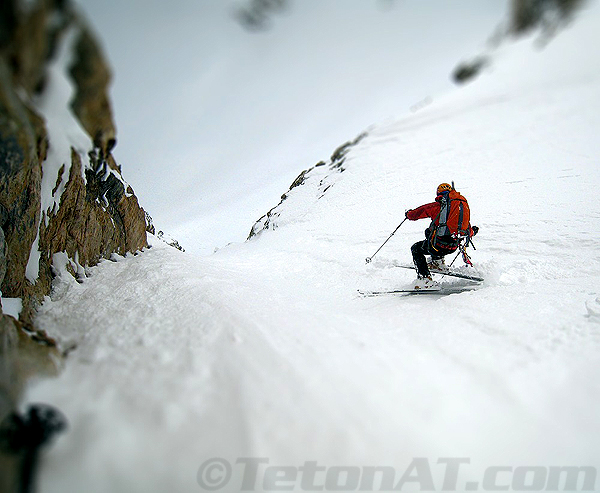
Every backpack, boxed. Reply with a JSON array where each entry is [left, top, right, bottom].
[[428, 190, 470, 252]]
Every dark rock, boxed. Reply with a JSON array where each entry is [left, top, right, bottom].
[[453, 58, 487, 84], [156, 231, 185, 252], [289, 169, 309, 189], [509, 0, 586, 34], [330, 132, 367, 170], [144, 210, 156, 236], [69, 28, 116, 155], [0, 227, 6, 292]]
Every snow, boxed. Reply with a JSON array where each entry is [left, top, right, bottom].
[[26, 3, 600, 493], [1, 297, 23, 319], [52, 252, 86, 281]]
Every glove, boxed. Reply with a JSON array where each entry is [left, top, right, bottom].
[[405, 209, 413, 218], [472, 225, 479, 236]]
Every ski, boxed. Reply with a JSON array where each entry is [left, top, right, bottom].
[[392, 263, 484, 282], [358, 285, 477, 297]]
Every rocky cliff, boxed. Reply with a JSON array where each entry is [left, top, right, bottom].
[[0, 0, 148, 330], [0, 2, 149, 486], [0, 0, 150, 445]]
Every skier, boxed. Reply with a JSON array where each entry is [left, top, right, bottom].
[[405, 183, 478, 289]]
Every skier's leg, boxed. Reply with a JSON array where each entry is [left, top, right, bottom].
[[411, 240, 430, 278]]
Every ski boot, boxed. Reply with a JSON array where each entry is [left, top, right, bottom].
[[413, 275, 440, 291], [428, 257, 449, 273]]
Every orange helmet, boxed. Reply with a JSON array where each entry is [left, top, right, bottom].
[[436, 183, 452, 195]]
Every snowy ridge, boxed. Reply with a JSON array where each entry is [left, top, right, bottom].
[[27, 4, 600, 492], [248, 132, 367, 238]]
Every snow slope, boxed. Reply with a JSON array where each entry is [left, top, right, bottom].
[[27, 3, 600, 492]]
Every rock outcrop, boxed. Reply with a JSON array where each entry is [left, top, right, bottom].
[[509, 0, 586, 35], [452, 0, 587, 84], [0, 0, 148, 327]]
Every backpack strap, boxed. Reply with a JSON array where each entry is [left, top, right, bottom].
[[428, 194, 458, 252], [458, 199, 473, 238], [436, 194, 451, 236]]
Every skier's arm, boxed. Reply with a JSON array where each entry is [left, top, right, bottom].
[[405, 202, 439, 221]]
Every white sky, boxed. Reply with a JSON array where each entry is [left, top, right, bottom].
[[72, 0, 508, 254]]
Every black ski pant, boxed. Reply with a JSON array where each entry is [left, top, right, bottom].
[[411, 240, 449, 278]]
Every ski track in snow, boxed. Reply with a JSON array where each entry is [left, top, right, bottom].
[[27, 6, 600, 493]]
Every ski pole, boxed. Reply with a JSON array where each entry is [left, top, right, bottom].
[[436, 243, 464, 282], [448, 248, 462, 269], [365, 217, 408, 264]]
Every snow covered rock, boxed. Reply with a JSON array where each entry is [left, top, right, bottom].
[[0, 0, 147, 325], [248, 132, 367, 239]]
